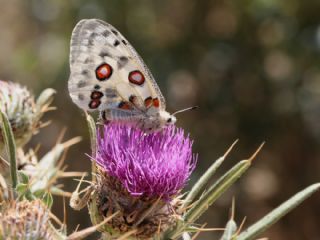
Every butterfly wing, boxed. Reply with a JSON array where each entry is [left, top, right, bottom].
[[68, 19, 166, 114]]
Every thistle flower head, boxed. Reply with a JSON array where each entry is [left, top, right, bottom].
[[96, 123, 196, 199], [89, 123, 196, 239], [0, 199, 57, 240], [0, 80, 55, 149], [0, 81, 36, 147]]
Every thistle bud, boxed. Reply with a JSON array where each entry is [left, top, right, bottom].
[[0, 80, 55, 149], [0, 199, 62, 239]]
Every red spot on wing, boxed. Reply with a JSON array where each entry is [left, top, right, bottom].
[[153, 98, 160, 108], [91, 91, 103, 99], [89, 100, 101, 109], [128, 70, 145, 85], [95, 63, 113, 81], [144, 97, 153, 108], [118, 101, 132, 110]]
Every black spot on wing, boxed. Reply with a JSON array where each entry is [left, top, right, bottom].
[[84, 57, 94, 64], [105, 88, 118, 98], [117, 56, 128, 69], [81, 69, 89, 76], [88, 32, 98, 45], [78, 93, 84, 100], [113, 40, 120, 47], [90, 32, 98, 38], [77, 80, 86, 88], [99, 50, 111, 58], [102, 30, 110, 37], [122, 39, 127, 45], [111, 29, 119, 35], [129, 95, 136, 103], [88, 39, 94, 46]]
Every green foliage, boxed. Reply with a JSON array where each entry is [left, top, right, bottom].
[[236, 184, 320, 240], [42, 192, 53, 208], [162, 143, 319, 240], [0, 110, 18, 189], [220, 219, 237, 240], [183, 140, 238, 208]]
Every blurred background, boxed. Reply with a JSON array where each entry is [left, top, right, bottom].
[[1, 0, 320, 239]]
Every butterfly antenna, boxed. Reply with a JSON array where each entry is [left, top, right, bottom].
[[172, 106, 198, 116]]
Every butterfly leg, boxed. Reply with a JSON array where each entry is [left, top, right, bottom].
[[98, 110, 111, 126]]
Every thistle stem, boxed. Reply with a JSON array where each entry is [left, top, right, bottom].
[[85, 112, 97, 182], [0, 110, 18, 190]]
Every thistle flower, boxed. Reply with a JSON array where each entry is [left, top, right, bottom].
[[71, 117, 320, 240], [96, 124, 196, 199], [0, 80, 55, 149], [89, 123, 196, 239], [0, 199, 62, 240]]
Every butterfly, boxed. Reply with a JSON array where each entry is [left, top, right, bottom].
[[68, 19, 179, 133]]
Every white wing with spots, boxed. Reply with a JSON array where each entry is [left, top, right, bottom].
[[68, 19, 166, 112]]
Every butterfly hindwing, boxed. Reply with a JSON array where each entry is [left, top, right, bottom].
[[68, 19, 166, 113]]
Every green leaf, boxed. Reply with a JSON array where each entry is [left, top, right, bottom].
[[29, 144, 65, 193], [182, 232, 191, 240], [183, 140, 238, 208], [220, 219, 237, 240], [184, 144, 263, 224], [50, 186, 70, 197], [220, 200, 238, 240], [16, 182, 34, 200], [236, 183, 320, 240], [38, 144, 65, 169], [34, 88, 56, 125], [36, 88, 56, 111], [33, 189, 46, 197], [43, 192, 54, 208], [16, 183, 28, 194], [28, 137, 81, 194], [184, 160, 251, 224], [164, 145, 263, 240], [18, 171, 29, 184], [0, 110, 18, 189]]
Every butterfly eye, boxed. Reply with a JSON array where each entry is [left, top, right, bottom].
[[167, 118, 172, 123]]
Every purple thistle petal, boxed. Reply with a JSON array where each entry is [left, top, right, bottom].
[[95, 123, 197, 199]]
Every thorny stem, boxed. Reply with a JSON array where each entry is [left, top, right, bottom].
[[0, 111, 18, 190], [85, 111, 97, 182]]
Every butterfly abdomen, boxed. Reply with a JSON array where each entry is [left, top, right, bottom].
[[103, 109, 142, 123]]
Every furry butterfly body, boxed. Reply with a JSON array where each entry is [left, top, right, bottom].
[[68, 19, 176, 132]]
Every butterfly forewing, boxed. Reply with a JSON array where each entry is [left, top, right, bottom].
[[68, 19, 166, 113]]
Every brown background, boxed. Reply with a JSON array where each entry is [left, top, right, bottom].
[[1, 0, 320, 239]]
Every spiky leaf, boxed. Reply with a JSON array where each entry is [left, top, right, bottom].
[[0, 110, 18, 189], [237, 183, 320, 240]]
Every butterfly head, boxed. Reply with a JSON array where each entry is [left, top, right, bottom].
[[161, 110, 177, 126], [141, 110, 176, 133]]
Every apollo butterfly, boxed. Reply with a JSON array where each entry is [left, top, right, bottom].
[[68, 19, 177, 132]]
